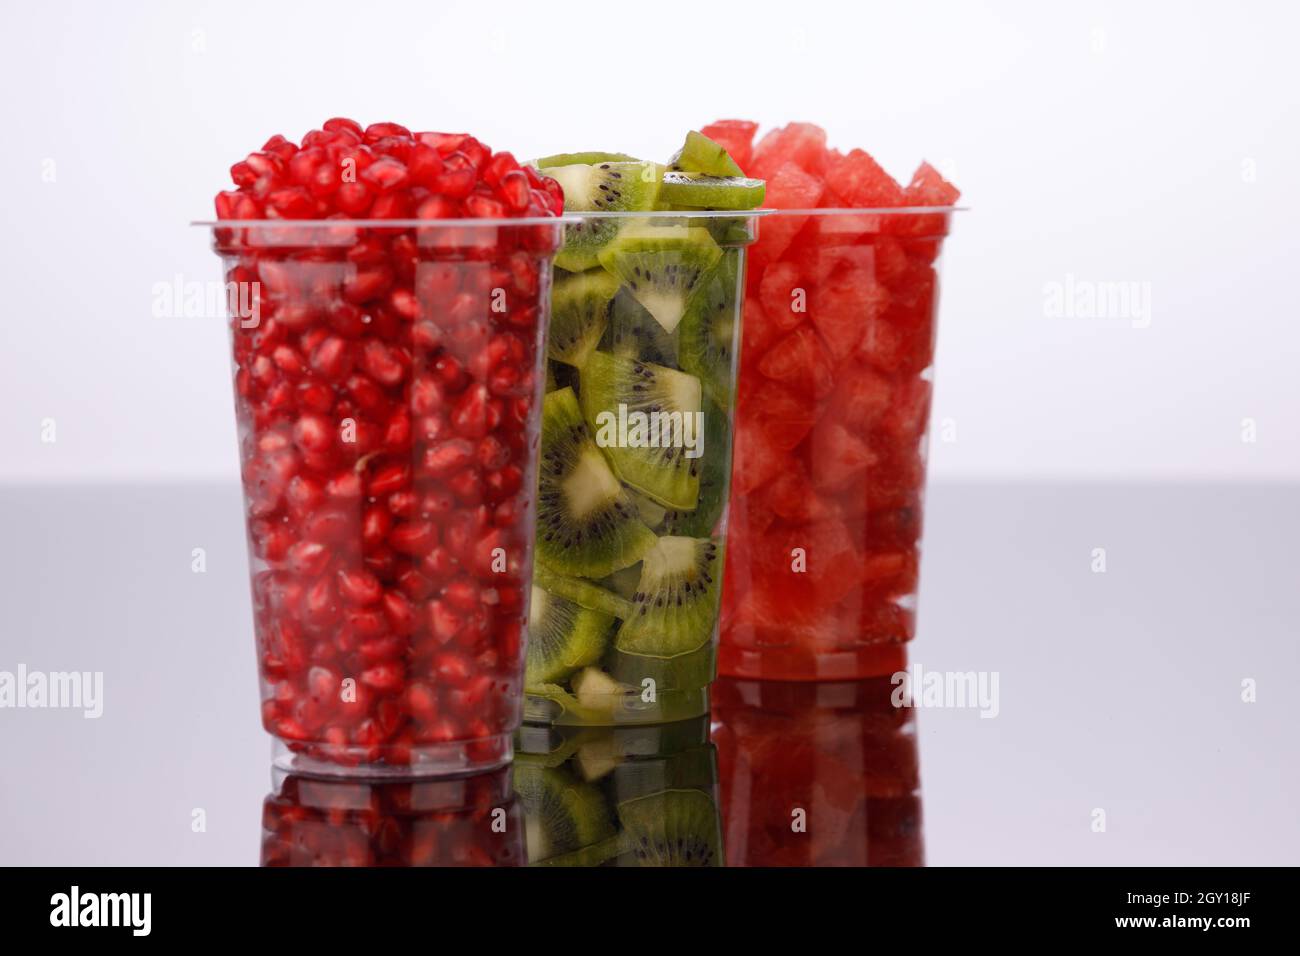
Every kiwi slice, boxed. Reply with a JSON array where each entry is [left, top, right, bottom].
[[534, 835, 622, 867], [600, 564, 642, 601], [536, 387, 657, 578], [596, 225, 722, 334], [534, 565, 633, 619], [678, 248, 740, 410], [660, 398, 730, 537], [613, 534, 722, 669], [616, 789, 722, 867], [541, 161, 663, 272], [658, 172, 766, 210], [601, 291, 677, 367], [548, 269, 621, 368], [533, 151, 638, 168], [579, 352, 704, 510], [668, 130, 744, 177], [526, 585, 614, 686], [512, 763, 615, 864]]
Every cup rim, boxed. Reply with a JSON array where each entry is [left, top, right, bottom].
[[190, 209, 773, 229]]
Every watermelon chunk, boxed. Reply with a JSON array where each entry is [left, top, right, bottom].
[[823, 364, 894, 429], [750, 379, 819, 450], [750, 122, 831, 180], [903, 161, 960, 206], [825, 149, 903, 208], [758, 325, 834, 400], [700, 120, 759, 171], [811, 422, 879, 492], [754, 162, 824, 266], [758, 260, 809, 334]]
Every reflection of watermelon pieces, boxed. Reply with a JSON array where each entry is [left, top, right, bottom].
[[757, 325, 834, 400], [699, 119, 758, 170], [750, 122, 830, 180], [825, 149, 904, 208]]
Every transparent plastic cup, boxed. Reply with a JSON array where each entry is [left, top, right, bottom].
[[261, 764, 522, 866], [720, 207, 959, 680], [513, 717, 721, 866], [710, 676, 922, 866], [202, 217, 563, 777], [524, 212, 761, 725]]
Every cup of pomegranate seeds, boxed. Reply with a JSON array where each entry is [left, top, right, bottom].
[[261, 765, 523, 865], [707, 122, 961, 681], [203, 119, 565, 777]]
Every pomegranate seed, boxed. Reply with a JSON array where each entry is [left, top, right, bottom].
[[335, 182, 373, 215], [338, 568, 383, 606], [386, 489, 418, 518], [381, 590, 416, 635], [430, 167, 476, 199], [288, 540, 331, 576], [361, 156, 410, 192], [443, 577, 480, 612], [360, 663, 404, 692], [497, 170, 531, 213], [364, 122, 411, 143], [323, 117, 363, 136], [326, 470, 363, 501], [435, 652, 471, 686], [361, 340, 405, 387], [421, 439, 473, 478], [293, 413, 334, 453], [389, 520, 436, 555], [361, 504, 392, 550], [310, 336, 353, 380], [397, 568, 435, 601], [429, 602, 463, 645], [465, 193, 506, 218], [368, 462, 411, 497]]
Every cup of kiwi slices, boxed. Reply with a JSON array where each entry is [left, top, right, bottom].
[[523, 132, 766, 725], [512, 718, 722, 866]]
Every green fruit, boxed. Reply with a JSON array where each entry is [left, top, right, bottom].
[[608, 638, 715, 693], [658, 172, 766, 210], [512, 763, 615, 864], [616, 789, 722, 867], [601, 291, 677, 367], [600, 564, 642, 601], [678, 248, 740, 410], [533, 151, 639, 168], [536, 387, 657, 578], [541, 161, 663, 272], [660, 398, 730, 538], [579, 352, 704, 510], [596, 225, 722, 334], [668, 130, 743, 177], [534, 835, 621, 867], [534, 565, 633, 619], [548, 269, 621, 368], [526, 585, 614, 686], [614, 535, 722, 659]]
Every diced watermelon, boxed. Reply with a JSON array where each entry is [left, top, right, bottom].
[[903, 161, 960, 206], [761, 460, 842, 523], [750, 379, 819, 450], [811, 422, 879, 491], [731, 419, 786, 495], [758, 260, 809, 334], [825, 149, 903, 208], [737, 296, 784, 357], [870, 236, 910, 287], [753, 162, 824, 265], [750, 122, 830, 180], [810, 267, 891, 362], [823, 364, 894, 429], [758, 325, 834, 400], [700, 119, 759, 171], [879, 377, 932, 441]]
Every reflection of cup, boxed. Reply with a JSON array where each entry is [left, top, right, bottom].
[[260, 764, 523, 866], [711, 676, 922, 866], [204, 219, 562, 777], [512, 717, 722, 866], [720, 209, 958, 680]]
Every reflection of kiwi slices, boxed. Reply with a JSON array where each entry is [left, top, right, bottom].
[[596, 225, 722, 334], [541, 162, 663, 273], [536, 388, 657, 578], [668, 130, 744, 177], [526, 585, 614, 686], [548, 270, 621, 368], [658, 172, 766, 210], [611, 536, 722, 691], [512, 763, 615, 864], [534, 565, 632, 619], [602, 291, 677, 367], [616, 789, 721, 867], [661, 397, 730, 538], [678, 249, 740, 410], [579, 352, 704, 510]]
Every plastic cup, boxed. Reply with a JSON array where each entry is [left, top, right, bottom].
[[523, 212, 760, 726], [261, 764, 522, 866], [203, 217, 563, 777], [711, 676, 923, 866], [514, 717, 721, 866], [720, 207, 958, 680]]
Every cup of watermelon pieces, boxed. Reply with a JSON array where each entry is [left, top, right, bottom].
[[519, 134, 764, 725], [707, 120, 962, 681]]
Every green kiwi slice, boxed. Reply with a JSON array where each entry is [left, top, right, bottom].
[[613, 535, 722, 671], [596, 225, 722, 334], [512, 763, 615, 864], [668, 130, 744, 177], [548, 269, 621, 368], [678, 248, 740, 410], [534, 565, 633, 619], [616, 789, 722, 867], [579, 352, 704, 510], [536, 387, 657, 578], [660, 398, 730, 538], [541, 161, 664, 273], [658, 172, 766, 211], [526, 584, 614, 686], [533, 151, 638, 168], [599, 563, 642, 601], [601, 291, 677, 367]]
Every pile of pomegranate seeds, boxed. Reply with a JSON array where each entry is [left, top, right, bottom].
[[214, 120, 563, 773], [215, 118, 563, 221]]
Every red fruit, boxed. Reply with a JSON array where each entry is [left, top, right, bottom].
[[450, 385, 490, 438], [758, 326, 834, 400], [903, 161, 960, 207], [747, 380, 817, 451], [699, 120, 758, 170], [731, 423, 785, 496], [824, 365, 893, 428], [825, 149, 904, 208], [338, 568, 383, 606], [750, 122, 830, 179], [812, 423, 880, 491]]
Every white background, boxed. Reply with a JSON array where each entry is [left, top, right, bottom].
[[0, 0, 1296, 483]]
